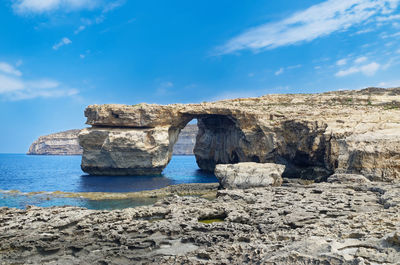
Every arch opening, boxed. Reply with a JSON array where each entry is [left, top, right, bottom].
[[167, 114, 249, 173]]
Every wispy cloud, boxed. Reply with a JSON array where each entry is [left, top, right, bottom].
[[217, 0, 400, 55], [52, 37, 72, 50], [12, 0, 103, 14], [275, 68, 284, 76], [274, 64, 302, 76], [72, 0, 126, 35], [354, 56, 368, 64], [212, 86, 290, 101], [0, 61, 78, 100], [336, 62, 380, 77], [336, 59, 347, 66], [0, 62, 22, 76], [156, 81, 174, 96]]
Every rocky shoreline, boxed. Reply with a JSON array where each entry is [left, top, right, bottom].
[[1, 179, 400, 264], [0, 183, 218, 201]]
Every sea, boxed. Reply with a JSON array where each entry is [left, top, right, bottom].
[[0, 154, 217, 210]]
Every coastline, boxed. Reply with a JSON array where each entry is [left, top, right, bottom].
[[1, 180, 400, 264], [0, 182, 219, 202]]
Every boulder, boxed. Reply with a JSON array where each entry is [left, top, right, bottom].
[[327, 173, 371, 184], [214, 162, 285, 189]]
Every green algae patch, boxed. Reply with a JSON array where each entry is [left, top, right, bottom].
[[198, 212, 227, 224], [0, 183, 219, 201], [198, 218, 225, 224]]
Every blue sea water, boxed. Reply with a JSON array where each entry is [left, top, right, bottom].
[[0, 154, 217, 210]]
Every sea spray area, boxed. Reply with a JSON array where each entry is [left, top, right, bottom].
[[0, 154, 217, 209]]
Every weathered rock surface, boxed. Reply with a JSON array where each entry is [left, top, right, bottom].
[[28, 125, 198, 156], [1, 180, 400, 264], [327, 173, 371, 184], [79, 88, 400, 180], [27, 130, 83, 155], [215, 162, 285, 189]]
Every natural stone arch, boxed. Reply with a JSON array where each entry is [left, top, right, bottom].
[[78, 104, 332, 178], [78, 104, 269, 176], [78, 88, 400, 182]]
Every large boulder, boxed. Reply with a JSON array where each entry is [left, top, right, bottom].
[[78, 127, 175, 175], [214, 162, 285, 189]]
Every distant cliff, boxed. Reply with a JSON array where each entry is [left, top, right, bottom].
[[28, 129, 83, 155], [27, 125, 198, 156]]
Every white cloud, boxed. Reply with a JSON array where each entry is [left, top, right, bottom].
[[287, 64, 302, 69], [12, 0, 102, 14], [336, 59, 347, 66], [74, 25, 86, 34], [15, 60, 23, 67], [72, 1, 125, 35], [381, 32, 400, 39], [275, 68, 284, 76], [52, 37, 72, 50], [217, 0, 400, 55], [274, 65, 302, 76], [102, 0, 125, 13], [397, 49, 400, 54], [0, 62, 22, 76], [0, 74, 24, 93], [212, 86, 290, 101], [377, 80, 400, 87], [336, 62, 380, 77], [354, 56, 368, 63], [0, 61, 78, 101], [156, 81, 174, 95], [377, 14, 400, 21]]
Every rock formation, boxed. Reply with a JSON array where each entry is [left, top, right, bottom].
[[215, 162, 285, 189], [28, 129, 83, 155], [28, 125, 198, 156], [79, 88, 400, 181], [1, 180, 400, 264]]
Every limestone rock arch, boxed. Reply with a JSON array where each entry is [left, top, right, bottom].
[[78, 89, 400, 182]]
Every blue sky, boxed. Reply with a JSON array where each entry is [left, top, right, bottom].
[[1, 0, 400, 153]]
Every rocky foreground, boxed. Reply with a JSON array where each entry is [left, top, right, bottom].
[[1, 179, 400, 264]]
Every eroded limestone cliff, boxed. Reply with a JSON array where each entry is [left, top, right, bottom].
[[79, 87, 400, 181], [28, 130, 83, 155]]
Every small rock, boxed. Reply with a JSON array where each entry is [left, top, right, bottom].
[[327, 174, 370, 184]]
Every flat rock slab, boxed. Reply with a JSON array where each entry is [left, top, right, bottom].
[[215, 162, 285, 189], [1, 181, 400, 264]]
